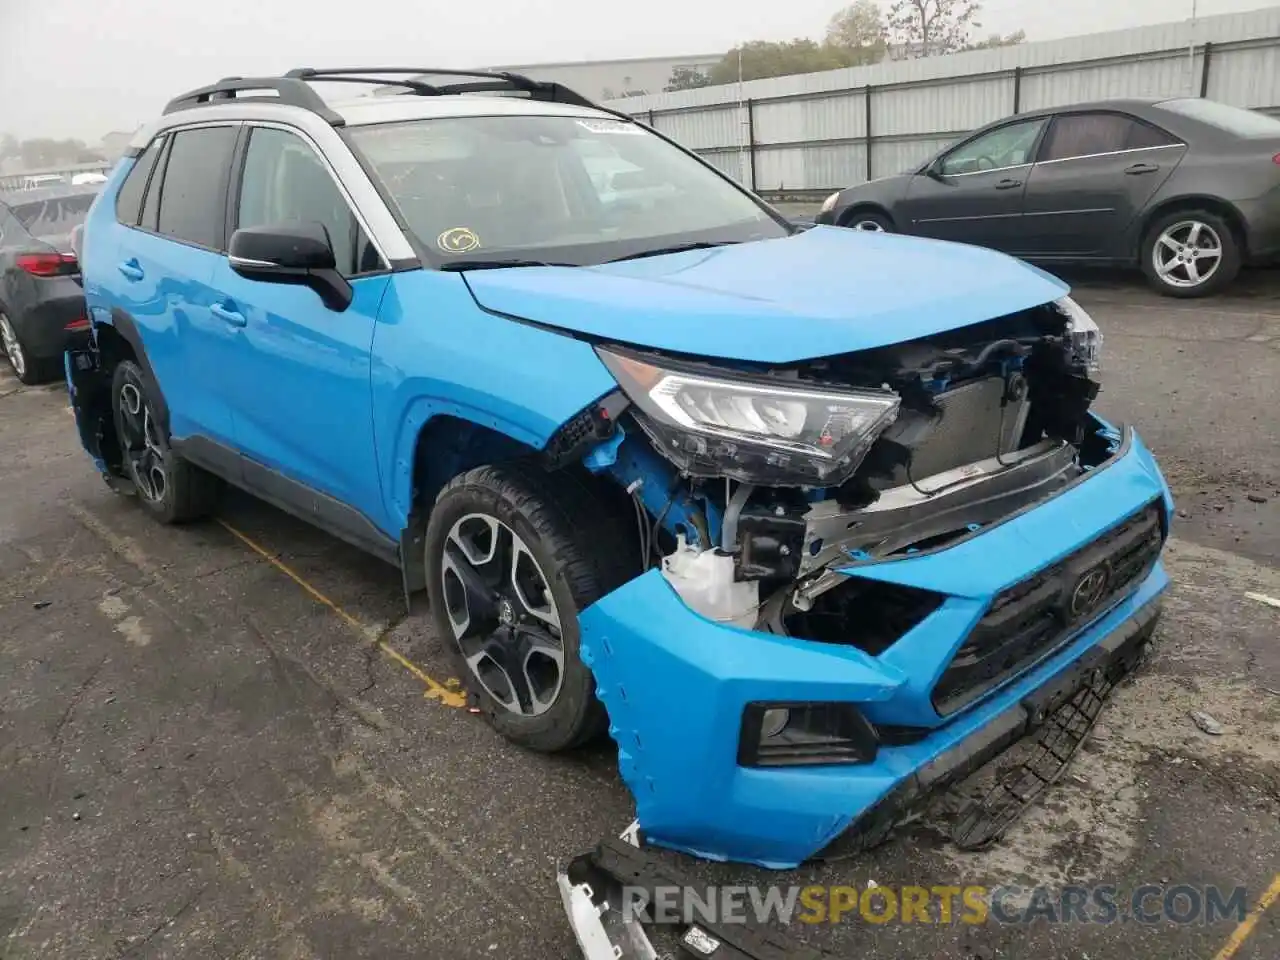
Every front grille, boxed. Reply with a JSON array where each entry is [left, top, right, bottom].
[[932, 500, 1164, 716]]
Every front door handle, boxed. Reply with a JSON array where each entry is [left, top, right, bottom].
[[994, 178, 1023, 190], [210, 302, 246, 327], [117, 259, 144, 282], [1125, 162, 1160, 175]]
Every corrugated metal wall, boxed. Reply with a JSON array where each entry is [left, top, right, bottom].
[[610, 7, 1280, 195]]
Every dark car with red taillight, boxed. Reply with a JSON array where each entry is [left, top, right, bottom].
[[0, 184, 99, 383]]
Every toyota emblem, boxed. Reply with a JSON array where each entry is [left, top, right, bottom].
[[1068, 565, 1111, 619]]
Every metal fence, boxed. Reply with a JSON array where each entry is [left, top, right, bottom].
[[606, 6, 1280, 198]]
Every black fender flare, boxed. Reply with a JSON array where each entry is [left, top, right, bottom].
[[106, 308, 172, 440]]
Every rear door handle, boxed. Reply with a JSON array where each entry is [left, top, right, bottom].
[[210, 302, 246, 327], [117, 259, 144, 282], [994, 178, 1023, 190], [1125, 163, 1160, 175]]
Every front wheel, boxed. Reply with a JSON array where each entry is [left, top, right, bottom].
[[841, 210, 894, 233], [424, 463, 634, 752], [1140, 210, 1240, 298], [110, 360, 221, 523]]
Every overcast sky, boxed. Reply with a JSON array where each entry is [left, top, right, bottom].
[[0, 0, 1267, 141]]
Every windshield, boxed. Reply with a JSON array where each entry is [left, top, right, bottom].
[[10, 193, 96, 241], [1157, 98, 1280, 137], [346, 114, 788, 265]]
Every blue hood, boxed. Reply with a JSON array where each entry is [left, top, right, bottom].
[[462, 226, 1070, 364]]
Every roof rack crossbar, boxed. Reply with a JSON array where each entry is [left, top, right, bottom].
[[163, 76, 346, 125]]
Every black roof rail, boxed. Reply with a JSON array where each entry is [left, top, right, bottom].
[[285, 67, 604, 110], [162, 67, 610, 127], [162, 76, 347, 125]]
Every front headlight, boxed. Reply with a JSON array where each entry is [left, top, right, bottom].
[[596, 347, 900, 486], [1055, 295, 1103, 379], [819, 191, 841, 214]]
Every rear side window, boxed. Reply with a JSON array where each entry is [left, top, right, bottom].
[[115, 136, 164, 225], [10, 194, 97, 240], [154, 126, 238, 249], [1039, 113, 1178, 162]]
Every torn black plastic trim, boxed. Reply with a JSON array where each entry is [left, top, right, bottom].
[[562, 840, 833, 959], [812, 598, 1162, 862], [542, 390, 630, 469]]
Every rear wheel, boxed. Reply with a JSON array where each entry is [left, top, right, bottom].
[[0, 312, 58, 385], [1140, 210, 1240, 298], [841, 210, 894, 233], [424, 462, 634, 752], [110, 360, 221, 523]]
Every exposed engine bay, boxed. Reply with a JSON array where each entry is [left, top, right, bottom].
[[571, 296, 1110, 638]]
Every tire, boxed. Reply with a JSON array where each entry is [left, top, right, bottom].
[[110, 360, 221, 523], [424, 461, 636, 753], [840, 209, 894, 233], [1140, 209, 1240, 298], [0, 311, 59, 385]]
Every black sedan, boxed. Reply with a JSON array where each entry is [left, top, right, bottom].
[[816, 97, 1280, 297], [0, 183, 99, 383]]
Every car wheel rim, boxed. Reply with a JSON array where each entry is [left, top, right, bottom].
[[853, 219, 885, 232], [441, 513, 565, 717], [1154, 220, 1223, 288], [118, 380, 168, 503], [0, 315, 26, 378]]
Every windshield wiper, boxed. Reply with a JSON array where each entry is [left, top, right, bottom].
[[606, 240, 740, 263], [439, 259, 577, 271]]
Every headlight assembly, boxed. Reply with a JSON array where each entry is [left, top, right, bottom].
[[596, 347, 900, 487], [819, 191, 841, 215], [1055, 295, 1103, 379]]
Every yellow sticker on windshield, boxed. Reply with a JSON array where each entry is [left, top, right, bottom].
[[437, 227, 480, 254]]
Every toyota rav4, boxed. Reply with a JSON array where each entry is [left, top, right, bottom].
[[68, 68, 1173, 870]]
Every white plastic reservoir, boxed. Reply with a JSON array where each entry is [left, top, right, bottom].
[[661, 534, 760, 630]]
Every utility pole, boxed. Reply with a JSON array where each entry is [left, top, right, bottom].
[[737, 46, 748, 187], [1188, 0, 1199, 95]]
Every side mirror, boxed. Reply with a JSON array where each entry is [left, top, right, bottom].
[[923, 159, 946, 181], [228, 221, 352, 312]]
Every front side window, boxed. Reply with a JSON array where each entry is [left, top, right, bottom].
[[346, 114, 787, 266], [236, 127, 379, 277], [154, 126, 238, 249], [939, 118, 1046, 176]]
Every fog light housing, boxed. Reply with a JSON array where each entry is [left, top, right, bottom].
[[738, 702, 879, 767], [759, 707, 790, 739]]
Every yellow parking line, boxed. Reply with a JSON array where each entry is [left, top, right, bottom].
[[217, 519, 466, 708], [1213, 873, 1280, 960]]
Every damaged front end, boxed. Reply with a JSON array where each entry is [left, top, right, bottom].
[[573, 294, 1173, 870]]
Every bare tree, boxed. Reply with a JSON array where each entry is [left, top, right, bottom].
[[886, 0, 982, 59]]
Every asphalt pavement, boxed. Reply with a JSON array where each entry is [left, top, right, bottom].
[[0, 272, 1276, 960]]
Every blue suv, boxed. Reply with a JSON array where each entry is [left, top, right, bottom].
[[69, 68, 1173, 870]]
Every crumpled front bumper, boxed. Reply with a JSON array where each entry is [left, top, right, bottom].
[[578, 424, 1173, 869]]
